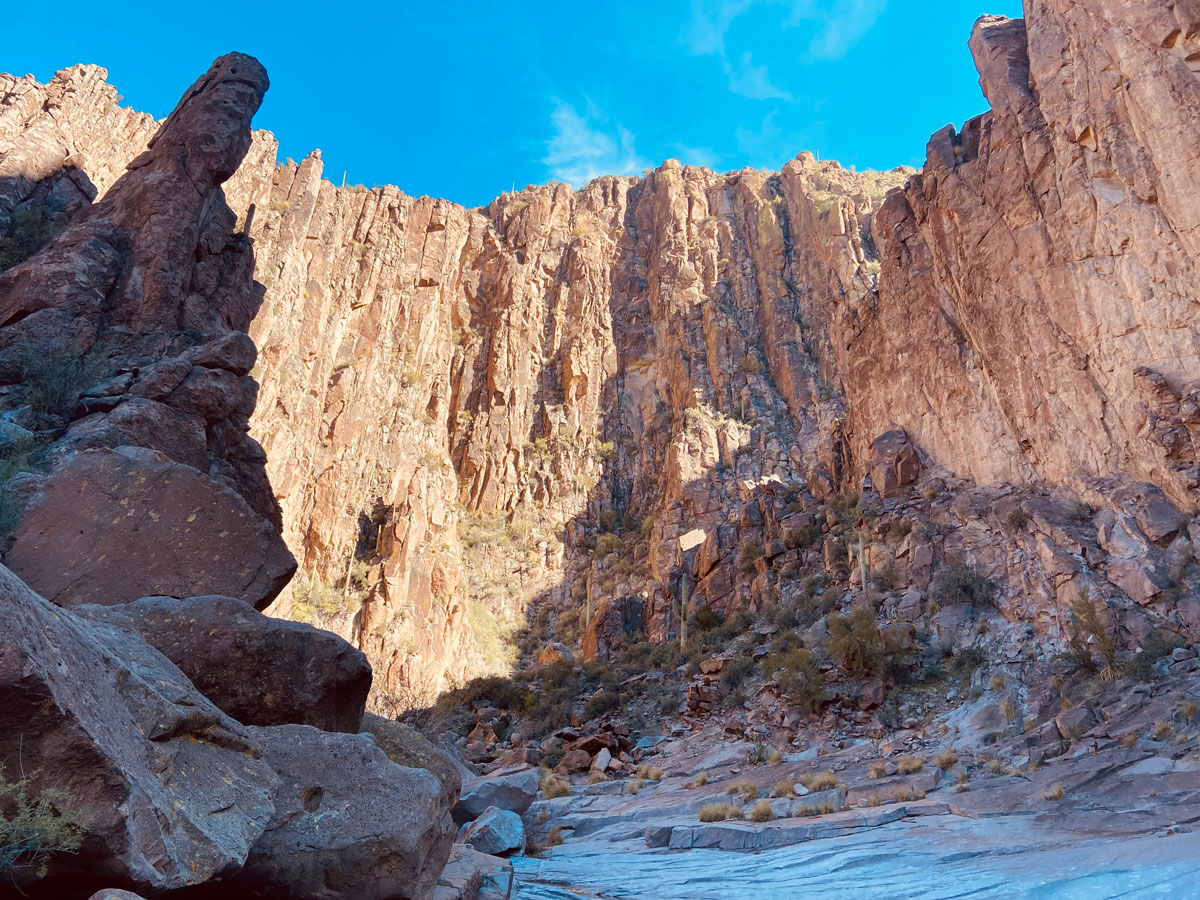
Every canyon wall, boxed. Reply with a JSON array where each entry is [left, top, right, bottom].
[[1, 0, 1197, 704]]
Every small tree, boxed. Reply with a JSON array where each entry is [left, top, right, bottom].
[[828, 608, 884, 677], [1069, 592, 1119, 679]]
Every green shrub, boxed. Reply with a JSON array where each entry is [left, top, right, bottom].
[[1006, 507, 1030, 532], [763, 646, 824, 713], [0, 770, 83, 879], [828, 608, 884, 677], [692, 606, 720, 631]]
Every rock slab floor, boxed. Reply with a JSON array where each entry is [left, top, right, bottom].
[[511, 815, 1200, 899]]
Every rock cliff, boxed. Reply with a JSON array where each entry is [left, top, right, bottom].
[[1, 0, 1197, 709]]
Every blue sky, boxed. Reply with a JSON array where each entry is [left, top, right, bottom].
[[3, 0, 1022, 207]]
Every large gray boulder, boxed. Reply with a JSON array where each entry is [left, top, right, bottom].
[[453, 767, 540, 823], [460, 807, 526, 857], [230, 724, 455, 900], [0, 564, 278, 895], [78, 594, 371, 733]]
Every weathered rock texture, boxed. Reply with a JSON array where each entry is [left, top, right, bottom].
[[0, 564, 278, 894], [232, 724, 455, 900], [848, 7, 1200, 504], [0, 52, 294, 609], [2, 0, 1198, 703], [77, 593, 372, 732]]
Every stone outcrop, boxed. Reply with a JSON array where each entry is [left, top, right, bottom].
[[77, 593, 372, 732], [0, 564, 279, 894], [0, 52, 294, 609], [850, 7, 1200, 505]]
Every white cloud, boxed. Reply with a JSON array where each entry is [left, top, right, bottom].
[[684, 0, 754, 56], [542, 101, 648, 187], [685, 0, 888, 67], [728, 51, 794, 101], [786, 0, 889, 61]]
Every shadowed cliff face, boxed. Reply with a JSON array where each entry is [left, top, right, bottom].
[[1, 1, 1198, 706]]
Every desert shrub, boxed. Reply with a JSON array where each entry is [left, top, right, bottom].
[[897, 755, 925, 775], [764, 646, 825, 713], [1065, 592, 1118, 676], [539, 774, 570, 799], [828, 608, 884, 677], [0, 770, 83, 879], [593, 533, 623, 558], [770, 780, 795, 798], [585, 689, 620, 720], [692, 606, 721, 631], [699, 803, 742, 822], [750, 799, 774, 822], [1007, 507, 1030, 532], [932, 561, 996, 607], [949, 647, 986, 676], [720, 655, 756, 692], [725, 779, 759, 802]]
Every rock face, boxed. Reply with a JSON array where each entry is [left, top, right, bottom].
[[0, 52, 294, 609], [232, 724, 455, 900], [0, 565, 278, 894], [1, 1, 1198, 706], [851, 8, 1200, 503], [77, 593, 372, 732]]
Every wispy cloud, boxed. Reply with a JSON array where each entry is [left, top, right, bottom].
[[728, 51, 794, 101], [787, 0, 889, 61], [686, 0, 888, 70], [684, 0, 754, 56], [542, 101, 648, 187]]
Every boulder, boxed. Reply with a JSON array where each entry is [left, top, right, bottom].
[[460, 807, 525, 857], [454, 768, 540, 823], [361, 712, 463, 804], [554, 749, 593, 775], [6, 446, 295, 610], [1055, 705, 1097, 740], [232, 724, 455, 900], [0, 565, 277, 894], [77, 594, 370, 732], [535, 642, 574, 665], [434, 845, 514, 900], [868, 430, 921, 498], [88, 893, 149, 900]]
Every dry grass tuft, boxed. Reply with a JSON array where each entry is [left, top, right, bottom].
[[1043, 782, 1064, 801], [935, 749, 958, 771], [750, 799, 775, 822], [897, 755, 926, 775], [801, 770, 840, 792], [540, 774, 570, 799], [699, 803, 743, 822]]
